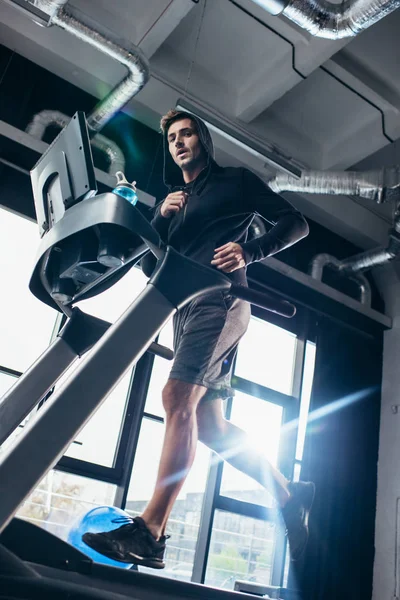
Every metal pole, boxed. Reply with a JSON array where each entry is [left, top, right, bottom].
[[0, 337, 77, 446]]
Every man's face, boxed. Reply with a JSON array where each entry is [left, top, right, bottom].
[[167, 118, 206, 171]]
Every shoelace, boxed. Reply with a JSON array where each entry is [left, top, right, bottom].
[[111, 516, 170, 541], [111, 516, 136, 525], [110, 516, 140, 535]]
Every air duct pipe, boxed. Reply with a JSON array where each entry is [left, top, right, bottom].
[[26, 110, 126, 176], [309, 254, 372, 304], [30, 0, 149, 131], [270, 165, 400, 275], [266, 165, 400, 303], [338, 211, 400, 274], [268, 167, 400, 204], [254, 0, 400, 39], [309, 210, 400, 304]]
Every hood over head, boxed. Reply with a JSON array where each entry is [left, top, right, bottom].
[[162, 111, 218, 194]]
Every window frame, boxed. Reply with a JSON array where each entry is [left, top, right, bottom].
[[191, 304, 312, 587]]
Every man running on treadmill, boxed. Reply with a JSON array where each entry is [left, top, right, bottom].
[[83, 110, 315, 569]]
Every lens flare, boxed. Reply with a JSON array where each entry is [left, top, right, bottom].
[[282, 386, 377, 437]]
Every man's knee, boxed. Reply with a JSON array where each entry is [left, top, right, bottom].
[[162, 379, 206, 417]]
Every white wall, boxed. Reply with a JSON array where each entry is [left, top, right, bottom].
[[373, 265, 400, 600]]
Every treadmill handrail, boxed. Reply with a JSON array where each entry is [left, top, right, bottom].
[[230, 284, 296, 318]]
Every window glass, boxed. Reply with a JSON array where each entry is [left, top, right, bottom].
[[78, 265, 148, 323], [55, 266, 149, 467], [292, 462, 302, 482], [0, 208, 57, 372], [0, 362, 132, 468], [205, 510, 277, 590], [0, 371, 24, 453], [144, 318, 174, 417], [125, 417, 211, 581], [220, 391, 283, 508], [0, 370, 17, 397], [295, 341, 316, 461], [235, 317, 297, 395], [17, 469, 116, 541], [57, 366, 133, 467]]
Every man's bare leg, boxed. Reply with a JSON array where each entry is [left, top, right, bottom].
[[196, 398, 315, 562], [82, 387, 312, 564], [140, 379, 207, 540], [197, 398, 290, 507]]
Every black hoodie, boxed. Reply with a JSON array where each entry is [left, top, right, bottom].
[[151, 112, 309, 286]]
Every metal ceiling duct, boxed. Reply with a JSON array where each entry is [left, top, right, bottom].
[[26, 110, 126, 175], [309, 210, 400, 304], [339, 211, 400, 273], [309, 253, 372, 304], [268, 165, 400, 280], [339, 248, 394, 274], [268, 167, 400, 204], [30, 0, 149, 131], [253, 0, 400, 39]]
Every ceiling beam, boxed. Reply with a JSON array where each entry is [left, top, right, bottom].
[[232, 1, 350, 123], [138, 0, 197, 58]]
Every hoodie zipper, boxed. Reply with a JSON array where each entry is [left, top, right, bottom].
[[181, 184, 193, 225], [181, 163, 209, 225]]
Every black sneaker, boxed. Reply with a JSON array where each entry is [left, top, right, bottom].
[[282, 481, 315, 562], [82, 516, 168, 569]]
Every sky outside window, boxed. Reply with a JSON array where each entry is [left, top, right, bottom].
[[0, 208, 58, 372]]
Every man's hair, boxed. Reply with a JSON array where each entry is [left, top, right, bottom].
[[160, 109, 197, 135]]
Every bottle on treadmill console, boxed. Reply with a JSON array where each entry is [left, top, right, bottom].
[[97, 172, 138, 268], [112, 171, 138, 206]]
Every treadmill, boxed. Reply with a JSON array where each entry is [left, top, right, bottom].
[[0, 112, 297, 600]]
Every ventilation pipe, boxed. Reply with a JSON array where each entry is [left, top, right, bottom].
[[339, 211, 400, 273], [309, 209, 400, 305], [30, 0, 149, 131], [254, 0, 400, 39], [309, 254, 372, 304], [269, 165, 400, 254], [26, 110, 126, 176], [268, 167, 400, 204], [267, 166, 400, 304]]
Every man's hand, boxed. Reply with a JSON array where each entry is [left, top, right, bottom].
[[211, 242, 246, 273], [160, 191, 188, 218]]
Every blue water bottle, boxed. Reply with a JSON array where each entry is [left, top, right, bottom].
[[97, 172, 138, 268], [112, 171, 138, 206]]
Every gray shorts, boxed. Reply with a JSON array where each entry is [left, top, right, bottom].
[[169, 291, 251, 400]]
